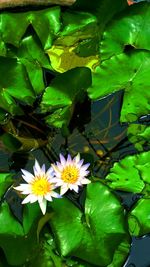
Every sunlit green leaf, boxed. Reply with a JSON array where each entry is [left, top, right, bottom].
[[88, 50, 150, 122], [41, 67, 92, 127], [0, 202, 41, 265], [127, 124, 150, 151], [72, 0, 127, 34], [100, 3, 150, 60], [0, 57, 35, 115], [0, 173, 13, 198], [0, 7, 61, 50], [128, 198, 150, 236], [55, 11, 98, 47], [107, 238, 130, 267], [106, 150, 150, 193], [18, 35, 51, 94], [49, 182, 127, 266]]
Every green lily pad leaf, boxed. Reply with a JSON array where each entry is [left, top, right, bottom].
[[0, 201, 41, 265], [100, 3, 150, 60], [18, 35, 51, 94], [55, 11, 98, 47], [128, 198, 150, 236], [49, 182, 127, 266], [88, 50, 150, 122], [127, 124, 150, 151], [0, 57, 35, 115], [0, 7, 61, 50], [0, 173, 13, 198], [107, 238, 130, 267], [41, 67, 91, 127], [73, 0, 127, 34], [45, 106, 72, 128], [106, 150, 150, 193]]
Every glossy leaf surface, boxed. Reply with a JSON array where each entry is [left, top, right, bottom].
[[88, 50, 150, 122], [106, 150, 150, 193], [100, 3, 150, 60], [49, 182, 127, 266], [128, 198, 150, 236]]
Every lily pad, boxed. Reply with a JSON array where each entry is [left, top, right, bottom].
[[128, 198, 150, 236], [88, 50, 150, 122], [0, 57, 35, 115], [0, 202, 41, 265], [49, 182, 127, 266], [0, 173, 13, 198], [106, 150, 150, 193], [100, 2, 150, 60], [41, 67, 92, 128], [0, 7, 61, 51], [127, 124, 150, 151]]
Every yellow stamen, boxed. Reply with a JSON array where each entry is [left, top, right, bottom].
[[31, 176, 51, 196], [61, 165, 79, 183]]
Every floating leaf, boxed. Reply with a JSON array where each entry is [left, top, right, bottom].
[[41, 67, 92, 128], [0, 7, 61, 51], [49, 182, 127, 266], [72, 0, 127, 34], [55, 11, 98, 46], [0, 202, 41, 265], [106, 150, 150, 193], [0, 57, 35, 115], [88, 50, 150, 122], [0, 173, 13, 198], [18, 35, 51, 94], [100, 3, 150, 60], [127, 124, 150, 151], [128, 198, 150, 236], [107, 238, 130, 267]]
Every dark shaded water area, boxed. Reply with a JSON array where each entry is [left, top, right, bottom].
[[1, 90, 150, 266]]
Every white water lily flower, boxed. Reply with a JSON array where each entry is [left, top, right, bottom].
[[51, 153, 91, 195], [14, 160, 61, 214]]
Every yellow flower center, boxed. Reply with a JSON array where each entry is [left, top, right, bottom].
[[31, 176, 51, 196], [61, 165, 79, 183]]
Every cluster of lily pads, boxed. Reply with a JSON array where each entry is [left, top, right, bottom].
[[0, 0, 150, 266]]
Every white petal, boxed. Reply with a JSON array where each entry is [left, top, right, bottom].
[[71, 184, 79, 193], [67, 154, 72, 164], [51, 164, 60, 174], [51, 191, 62, 199], [59, 154, 66, 166], [21, 169, 34, 183], [38, 195, 43, 202], [74, 153, 80, 163], [81, 178, 91, 184], [29, 194, 38, 203], [60, 184, 68, 195], [80, 170, 90, 177], [22, 194, 33, 204], [56, 162, 63, 171], [33, 160, 42, 175], [77, 159, 84, 168], [80, 163, 90, 171], [41, 164, 46, 173], [38, 198, 47, 214], [45, 194, 52, 201], [46, 166, 54, 176]]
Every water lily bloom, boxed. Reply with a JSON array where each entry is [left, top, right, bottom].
[[52, 153, 91, 195], [14, 160, 61, 214]]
